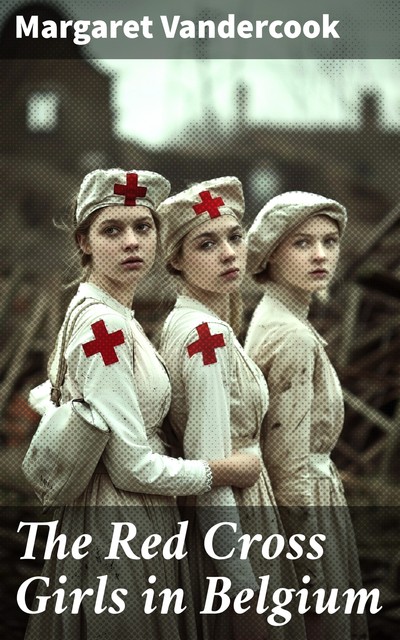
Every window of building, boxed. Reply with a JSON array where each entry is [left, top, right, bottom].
[[26, 91, 59, 132]]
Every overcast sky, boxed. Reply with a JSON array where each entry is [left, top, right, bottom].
[[3, 1, 400, 144], [94, 59, 400, 144]]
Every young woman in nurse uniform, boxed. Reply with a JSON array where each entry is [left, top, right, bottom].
[[24, 168, 261, 640], [157, 178, 307, 640], [245, 191, 369, 640]]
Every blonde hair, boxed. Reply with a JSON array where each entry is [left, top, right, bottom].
[[72, 200, 94, 269]]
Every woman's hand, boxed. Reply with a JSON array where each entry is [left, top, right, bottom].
[[209, 452, 262, 488]]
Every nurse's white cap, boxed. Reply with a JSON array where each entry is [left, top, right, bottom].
[[157, 176, 245, 259], [247, 191, 347, 275], [75, 168, 171, 224]]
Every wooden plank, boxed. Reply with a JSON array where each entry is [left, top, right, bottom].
[[0, 266, 24, 331], [343, 388, 397, 434], [0, 295, 49, 416]]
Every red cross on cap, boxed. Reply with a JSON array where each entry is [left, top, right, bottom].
[[82, 320, 125, 365], [192, 190, 225, 219], [114, 172, 147, 206], [187, 322, 226, 366]]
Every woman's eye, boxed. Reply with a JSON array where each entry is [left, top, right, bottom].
[[325, 237, 339, 247], [231, 234, 244, 243], [199, 241, 215, 250], [104, 226, 119, 236], [294, 239, 309, 248], [136, 223, 153, 233]]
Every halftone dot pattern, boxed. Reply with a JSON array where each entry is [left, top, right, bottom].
[[75, 168, 171, 225], [244, 286, 369, 639], [0, 4, 398, 638], [246, 192, 346, 276], [157, 176, 245, 261], [159, 297, 310, 640]]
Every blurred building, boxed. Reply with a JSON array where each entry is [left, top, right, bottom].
[[1, 4, 400, 276], [0, 3, 127, 273], [147, 85, 398, 264]]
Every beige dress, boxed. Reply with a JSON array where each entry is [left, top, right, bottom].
[[160, 295, 306, 640], [25, 283, 211, 640], [245, 282, 369, 640]]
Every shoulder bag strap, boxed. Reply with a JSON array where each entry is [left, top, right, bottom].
[[50, 298, 100, 406]]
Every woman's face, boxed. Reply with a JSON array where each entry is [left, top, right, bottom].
[[80, 205, 157, 296], [173, 215, 247, 296], [269, 214, 340, 293]]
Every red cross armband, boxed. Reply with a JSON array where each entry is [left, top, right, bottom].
[[82, 319, 125, 365], [186, 322, 226, 366]]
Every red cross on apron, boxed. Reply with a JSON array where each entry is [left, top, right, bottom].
[[192, 190, 225, 218], [82, 320, 125, 365], [187, 322, 226, 365], [114, 172, 147, 205]]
